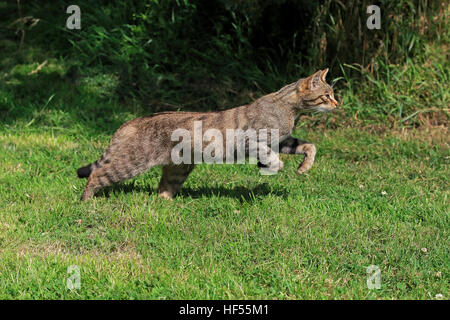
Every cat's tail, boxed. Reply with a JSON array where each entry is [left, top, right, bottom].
[[77, 144, 116, 178], [77, 160, 101, 178]]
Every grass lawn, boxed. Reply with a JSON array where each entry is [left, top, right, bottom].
[[0, 110, 448, 299], [0, 0, 448, 301], [0, 56, 448, 299]]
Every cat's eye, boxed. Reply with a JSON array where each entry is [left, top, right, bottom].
[[325, 94, 331, 99]]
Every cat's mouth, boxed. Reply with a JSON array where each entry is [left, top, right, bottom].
[[314, 104, 337, 112]]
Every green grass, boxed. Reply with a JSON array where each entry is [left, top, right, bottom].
[[0, 73, 448, 298], [0, 1, 448, 299]]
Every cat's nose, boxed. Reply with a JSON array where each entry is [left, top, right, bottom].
[[330, 98, 339, 107]]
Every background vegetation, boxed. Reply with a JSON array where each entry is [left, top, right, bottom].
[[0, 0, 448, 299], [1, 0, 448, 124]]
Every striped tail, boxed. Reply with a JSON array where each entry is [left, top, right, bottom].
[[77, 160, 101, 178]]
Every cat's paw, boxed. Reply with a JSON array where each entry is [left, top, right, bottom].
[[259, 160, 283, 175], [159, 191, 174, 200], [296, 143, 316, 175], [297, 160, 313, 174]]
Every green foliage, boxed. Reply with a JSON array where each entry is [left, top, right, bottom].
[[0, 121, 448, 299], [1, 0, 447, 124], [0, 0, 448, 300], [340, 45, 449, 125]]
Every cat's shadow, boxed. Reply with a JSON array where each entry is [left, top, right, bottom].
[[99, 182, 287, 201], [181, 183, 287, 200]]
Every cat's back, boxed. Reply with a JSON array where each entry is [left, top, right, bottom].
[[116, 108, 242, 136]]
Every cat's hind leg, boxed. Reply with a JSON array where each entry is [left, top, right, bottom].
[[158, 164, 195, 200]]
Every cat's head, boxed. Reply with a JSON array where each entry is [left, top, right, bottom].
[[297, 69, 338, 112]]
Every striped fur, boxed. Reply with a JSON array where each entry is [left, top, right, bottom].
[[78, 69, 336, 200]]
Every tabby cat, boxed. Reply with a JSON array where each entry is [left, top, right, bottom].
[[77, 69, 338, 200]]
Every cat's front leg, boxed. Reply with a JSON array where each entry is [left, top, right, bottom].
[[279, 136, 316, 174], [256, 142, 284, 175]]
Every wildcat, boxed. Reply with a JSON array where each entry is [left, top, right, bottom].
[[77, 69, 338, 200]]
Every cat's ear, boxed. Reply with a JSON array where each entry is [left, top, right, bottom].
[[320, 68, 329, 83], [298, 70, 322, 92], [309, 70, 323, 89]]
